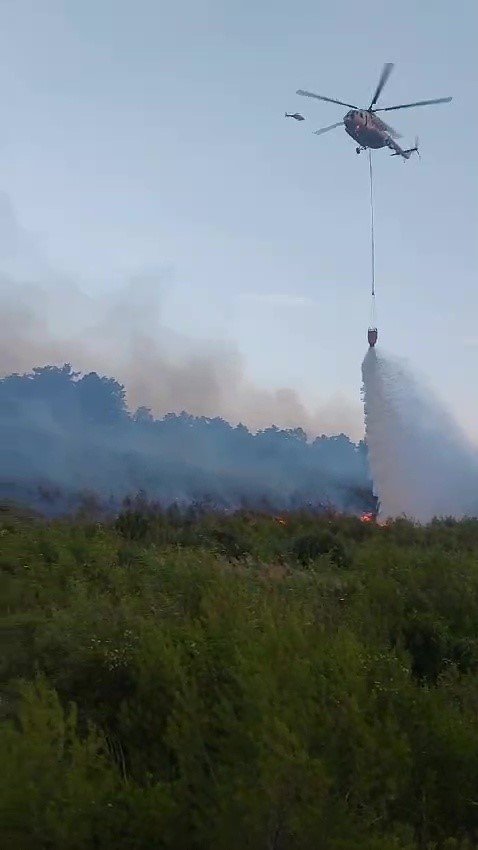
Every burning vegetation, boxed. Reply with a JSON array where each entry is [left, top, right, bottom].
[[0, 364, 376, 516], [360, 510, 375, 523]]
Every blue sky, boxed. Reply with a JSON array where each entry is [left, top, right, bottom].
[[0, 0, 476, 439]]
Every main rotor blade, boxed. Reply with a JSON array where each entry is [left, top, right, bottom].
[[369, 62, 394, 109], [312, 121, 343, 136], [373, 114, 402, 139], [297, 90, 357, 109], [375, 96, 452, 112]]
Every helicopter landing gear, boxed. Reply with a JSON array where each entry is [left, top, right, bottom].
[[356, 146, 366, 155]]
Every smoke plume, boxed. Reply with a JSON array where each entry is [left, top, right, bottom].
[[0, 193, 374, 514], [362, 347, 478, 522], [0, 193, 361, 438]]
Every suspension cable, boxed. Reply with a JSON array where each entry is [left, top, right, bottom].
[[368, 149, 376, 326]]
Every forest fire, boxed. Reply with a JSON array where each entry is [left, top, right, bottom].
[[360, 512, 375, 523]]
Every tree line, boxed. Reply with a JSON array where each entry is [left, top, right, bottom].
[[0, 364, 375, 514]]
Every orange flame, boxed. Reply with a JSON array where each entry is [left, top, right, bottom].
[[360, 512, 375, 524]]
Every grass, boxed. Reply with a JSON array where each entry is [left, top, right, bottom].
[[1, 503, 478, 849]]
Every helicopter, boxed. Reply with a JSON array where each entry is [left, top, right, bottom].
[[285, 112, 305, 121], [296, 63, 452, 159]]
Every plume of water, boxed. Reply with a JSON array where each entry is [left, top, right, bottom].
[[362, 348, 478, 522]]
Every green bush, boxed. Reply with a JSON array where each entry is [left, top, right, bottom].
[[2, 508, 478, 848], [291, 529, 351, 568], [115, 509, 153, 541]]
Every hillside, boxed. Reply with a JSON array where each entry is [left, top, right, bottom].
[[1, 505, 478, 848]]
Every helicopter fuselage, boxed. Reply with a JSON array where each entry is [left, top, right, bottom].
[[297, 63, 451, 158], [343, 110, 387, 149]]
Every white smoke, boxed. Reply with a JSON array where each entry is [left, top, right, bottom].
[[0, 192, 362, 439], [362, 347, 478, 523]]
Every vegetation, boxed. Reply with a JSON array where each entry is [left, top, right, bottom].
[[0, 364, 374, 513], [2, 503, 478, 848]]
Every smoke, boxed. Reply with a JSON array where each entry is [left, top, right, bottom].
[[362, 347, 478, 522], [0, 192, 375, 514], [0, 193, 361, 438], [0, 368, 373, 515]]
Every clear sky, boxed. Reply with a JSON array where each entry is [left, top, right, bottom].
[[0, 0, 476, 440]]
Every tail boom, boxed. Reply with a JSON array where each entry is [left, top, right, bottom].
[[389, 136, 420, 159]]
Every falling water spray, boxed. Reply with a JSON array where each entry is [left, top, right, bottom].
[[362, 347, 478, 523]]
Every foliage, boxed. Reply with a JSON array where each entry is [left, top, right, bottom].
[[291, 529, 351, 567], [2, 507, 478, 848], [0, 364, 375, 514]]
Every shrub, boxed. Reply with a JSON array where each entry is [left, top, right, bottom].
[[291, 530, 351, 568]]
